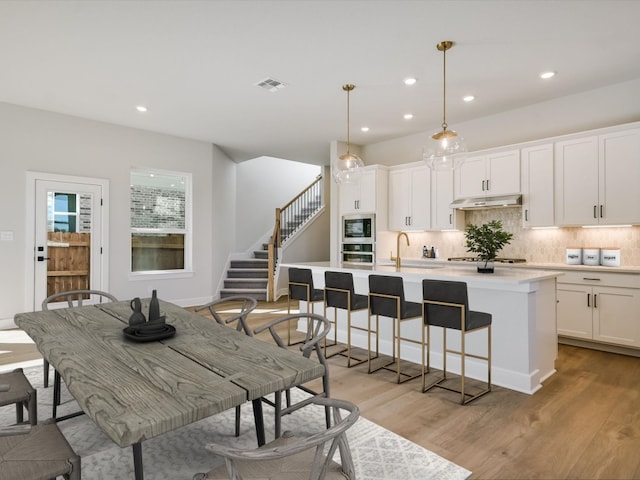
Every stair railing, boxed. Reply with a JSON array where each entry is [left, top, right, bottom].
[[268, 174, 323, 301]]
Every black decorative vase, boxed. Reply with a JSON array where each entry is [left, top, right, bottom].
[[477, 260, 495, 274], [149, 289, 161, 322]]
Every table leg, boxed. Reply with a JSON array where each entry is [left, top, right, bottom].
[[252, 398, 265, 446], [132, 442, 144, 480]]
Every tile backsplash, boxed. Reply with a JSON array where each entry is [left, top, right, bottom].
[[377, 208, 640, 265]]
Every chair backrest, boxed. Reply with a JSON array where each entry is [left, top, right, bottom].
[[42, 289, 118, 310], [324, 271, 355, 310], [194, 295, 258, 336], [288, 267, 315, 302], [198, 397, 359, 480], [368, 274, 408, 318], [422, 279, 469, 331]]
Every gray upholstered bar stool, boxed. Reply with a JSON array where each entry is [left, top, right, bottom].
[[287, 267, 324, 346], [323, 271, 369, 366], [367, 274, 427, 384], [422, 279, 492, 405]]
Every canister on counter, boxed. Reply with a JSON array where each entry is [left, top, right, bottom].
[[583, 248, 600, 266], [600, 248, 621, 267], [566, 247, 582, 265]]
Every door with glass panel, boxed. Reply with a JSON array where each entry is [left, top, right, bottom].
[[33, 179, 105, 309]]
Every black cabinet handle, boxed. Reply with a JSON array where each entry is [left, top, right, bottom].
[[600, 205, 604, 218], [525, 209, 529, 221], [593, 205, 597, 218], [449, 214, 452, 225], [587, 293, 590, 307], [486, 179, 490, 191], [594, 294, 597, 308]]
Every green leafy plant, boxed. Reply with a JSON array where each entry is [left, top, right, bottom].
[[464, 220, 514, 268]]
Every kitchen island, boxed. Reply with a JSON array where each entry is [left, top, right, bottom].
[[281, 261, 563, 394]]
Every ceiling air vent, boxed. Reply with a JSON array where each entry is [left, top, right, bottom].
[[255, 77, 287, 92]]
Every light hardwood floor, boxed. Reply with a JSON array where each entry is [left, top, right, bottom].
[[3, 298, 640, 479]]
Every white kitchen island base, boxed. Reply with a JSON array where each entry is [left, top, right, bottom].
[[282, 262, 561, 395]]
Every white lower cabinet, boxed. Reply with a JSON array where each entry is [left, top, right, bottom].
[[557, 272, 640, 348]]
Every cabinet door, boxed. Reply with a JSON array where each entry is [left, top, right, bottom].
[[409, 165, 430, 230], [554, 136, 599, 225], [388, 169, 410, 230], [599, 128, 640, 225], [593, 286, 640, 347], [355, 169, 377, 213], [486, 150, 520, 195], [455, 155, 486, 198], [557, 284, 593, 339], [431, 168, 460, 230], [521, 144, 554, 227], [339, 181, 360, 214]]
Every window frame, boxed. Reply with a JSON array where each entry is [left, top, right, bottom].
[[129, 167, 193, 279]]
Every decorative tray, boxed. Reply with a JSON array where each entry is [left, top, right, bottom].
[[123, 323, 176, 342]]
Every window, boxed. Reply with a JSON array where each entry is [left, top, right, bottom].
[[130, 169, 192, 274]]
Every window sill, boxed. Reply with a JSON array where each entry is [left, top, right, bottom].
[[129, 270, 194, 281]]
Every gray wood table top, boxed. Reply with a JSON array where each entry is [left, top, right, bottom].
[[14, 299, 325, 448]]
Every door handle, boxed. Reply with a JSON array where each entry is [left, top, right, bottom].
[[600, 205, 603, 218], [587, 293, 590, 307], [37, 256, 50, 262], [594, 294, 597, 308]]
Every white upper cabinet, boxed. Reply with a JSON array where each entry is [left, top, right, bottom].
[[430, 167, 464, 230], [388, 164, 430, 231], [338, 165, 388, 228], [555, 128, 640, 226], [455, 150, 520, 199], [521, 144, 554, 227]]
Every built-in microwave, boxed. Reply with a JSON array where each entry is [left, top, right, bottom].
[[343, 214, 375, 243]]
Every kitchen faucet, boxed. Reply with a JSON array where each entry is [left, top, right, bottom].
[[395, 231, 409, 269]]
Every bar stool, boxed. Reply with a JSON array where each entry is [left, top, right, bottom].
[[422, 279, 492, 405], [287, 267, 324, 346], [367, 274, 427, 384], [0, 368, 37, 426], [323, 271, 369, 366]]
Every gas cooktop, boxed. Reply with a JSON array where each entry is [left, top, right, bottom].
[[448, 257, 527, 263]]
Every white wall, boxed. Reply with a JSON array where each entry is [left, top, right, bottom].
[[362, 78, 640, 166], [236, 156, 321, 252], [0, 102, 230, 321]]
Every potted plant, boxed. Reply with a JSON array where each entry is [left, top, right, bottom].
[[464, 220, 514, 273]]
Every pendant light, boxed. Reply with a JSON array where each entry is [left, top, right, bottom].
[[424, 41, 467, 170], [333, 84, 364, 184]]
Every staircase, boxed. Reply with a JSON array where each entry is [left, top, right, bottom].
[[220, 175, 324, 302]]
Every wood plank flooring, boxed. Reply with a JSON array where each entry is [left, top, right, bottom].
[[3, 298, 640, 479]]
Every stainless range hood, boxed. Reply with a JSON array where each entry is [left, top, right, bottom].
[[449, 194, 522, 210]]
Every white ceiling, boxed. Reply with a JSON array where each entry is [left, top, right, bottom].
[[2, 0, 640, 165]]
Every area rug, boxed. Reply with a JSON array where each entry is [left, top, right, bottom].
[[1, 365, 471, 480]]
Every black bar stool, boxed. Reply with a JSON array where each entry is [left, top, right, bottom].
[[287, 267, 324, 346], [422, 279, 492, 404], [367, 274, 427, 384], [323, 271, 369, 366]]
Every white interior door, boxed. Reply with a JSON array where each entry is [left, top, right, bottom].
[[27, 173, 109, 311]]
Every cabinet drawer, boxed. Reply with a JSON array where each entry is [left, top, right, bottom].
[[558, 271, 640, 289]]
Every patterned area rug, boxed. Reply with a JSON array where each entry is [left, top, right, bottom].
[[1, 366, 471, 480]]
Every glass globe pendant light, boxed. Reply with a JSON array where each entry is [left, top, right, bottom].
[[333, 84, 364, 184], [424, 41, 467, 170]]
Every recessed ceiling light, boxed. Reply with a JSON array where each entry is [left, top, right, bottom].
[[361, 126, 370, 132], [403, 113, 414, 120], [404, 77, 417, 86], [463, 95, 475, 102], [540, 71, 556, 79], [136, 105, 148, 113]]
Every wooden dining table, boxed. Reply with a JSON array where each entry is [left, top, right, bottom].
[[14, 299, 325, 480]]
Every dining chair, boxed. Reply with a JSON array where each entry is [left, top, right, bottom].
[[195, 295, 258, 436], [368, 274, 427, 384], [323, 271, 368, 366], [42, 289, 118, 420], [287, 267, 324, 346], [422, 279, 492, 404], [192, 397, 359, 480], [0, 368, 37, 426], [253, 313, 332, 439], [0, 420, 81, 480]]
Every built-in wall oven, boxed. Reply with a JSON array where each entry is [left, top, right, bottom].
[[342, 214, 375, 265]]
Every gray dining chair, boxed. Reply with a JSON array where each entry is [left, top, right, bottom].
[[42, 289, 118, 420], [195, 295, 258, 436], [192, 397, 359, 480], [0, 368, 37, 426], [254, 313, 332, 439]]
